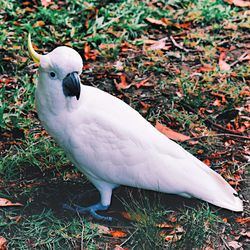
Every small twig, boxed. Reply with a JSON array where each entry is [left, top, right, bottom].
[[180, 101, 245, 135], [220, 236, 231, 250], [230, 52, 248, 67], [76, 210, 85, 250], [169, 35, 189, 52], [119, 228, 138, 247], [185, 133, 250, 141]]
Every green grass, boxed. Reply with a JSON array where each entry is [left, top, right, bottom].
[[1, 209, 99, 249], [0, 0, 249, 249], [172, 205, 223, 249]]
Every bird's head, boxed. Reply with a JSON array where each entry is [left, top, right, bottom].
[[28, 34, 83, 100]]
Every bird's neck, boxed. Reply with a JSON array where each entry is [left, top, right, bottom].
[[35, 83, 80, 116]]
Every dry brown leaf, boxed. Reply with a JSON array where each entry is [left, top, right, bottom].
[[156, 223, 174, 228], [228, 240, 243, 249], [145, 17, 172, 27], [41, 0, 52, 7], [32, 21, 45, 28], [0, 198, 23, 207], [0, 236, 7, 250], [149, 40, 166, 50], [121, 211, 142, 221], [213, 99, 222, 106], [135, 78, 154, 88], [174, 22, 191, 29], [160, 231, 182, 242], [219, 52, 231, 71], [114, 246, 126, 250], [90, 223, 110, 234], [224, 0, 250, 7], [155, 121, 190, 142]]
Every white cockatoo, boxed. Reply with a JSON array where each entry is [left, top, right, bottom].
[[28, 34, 243, 220]]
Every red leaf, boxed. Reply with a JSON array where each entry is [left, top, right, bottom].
[[140, 101, 151, 112], [135, 78, 154, 88], [114, 74, 128, 90], [155, 121, 190, 142], [110, 230, 127, 238], [84, 44, 97, 61], [210, 92, 227, 103], [240, 89, 250, 96], [0, 198, 23, 207], [174, 22, 191, 29], [196, 64, 215, 73], [235, 217, 250, 224], [203, 159, 211, 166]]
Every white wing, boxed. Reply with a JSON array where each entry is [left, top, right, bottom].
[[64, 85, 243, 212]]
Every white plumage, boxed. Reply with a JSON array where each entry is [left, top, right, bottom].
[[28, 35, 243, 219]]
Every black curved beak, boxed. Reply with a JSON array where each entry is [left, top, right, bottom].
[[62, 72, 81, 100]]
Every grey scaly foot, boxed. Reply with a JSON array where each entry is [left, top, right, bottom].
[[63, 202, 112, 221]]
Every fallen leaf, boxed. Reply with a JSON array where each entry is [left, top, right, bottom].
[[110, 230, 127, 238], [114, 74, 128, 90], [0, 236, 7, 250], [213, 99, 222, 106], [140, 101, 151, 112], [90, 223, 110, 234], [145, 17, 172, 27], [0, 198, 23, 207], [155, 121, 190, 142], [223, 217, 228, 223], [121, 211, 142, 221], [203, 159, 211, 166], [240, 230, 250, 238], [156, 223, 174, 228], [210, 92, 227, 103], [174, 22, 191, 29], [41, 0, 52, 7], [114, 246, 127, 250], [235, 217, 250, 224], [32, 21, 45, 28], [224, 0, 250, 7], [84, 43, 98, 61], [228, 240, 243, 249], [160, 231, 182, 242], [149, 40, 166, 50], [121, 211, 131, 220], [219, 52, 231, 71], [135, 78, 154, 88], [196, 64, 215, 73], [240, 89, 250, 96]]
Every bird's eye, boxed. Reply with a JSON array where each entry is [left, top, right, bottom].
[[49, 72, 56, 78]]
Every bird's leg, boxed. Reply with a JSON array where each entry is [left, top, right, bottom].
[[63, 202, 112, 221], [63, 182, 115, 221]]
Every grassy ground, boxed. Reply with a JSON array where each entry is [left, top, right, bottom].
[[0, 0, 249, 249]]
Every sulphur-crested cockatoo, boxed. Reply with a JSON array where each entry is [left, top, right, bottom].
[[28, 34, 243, 220]]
